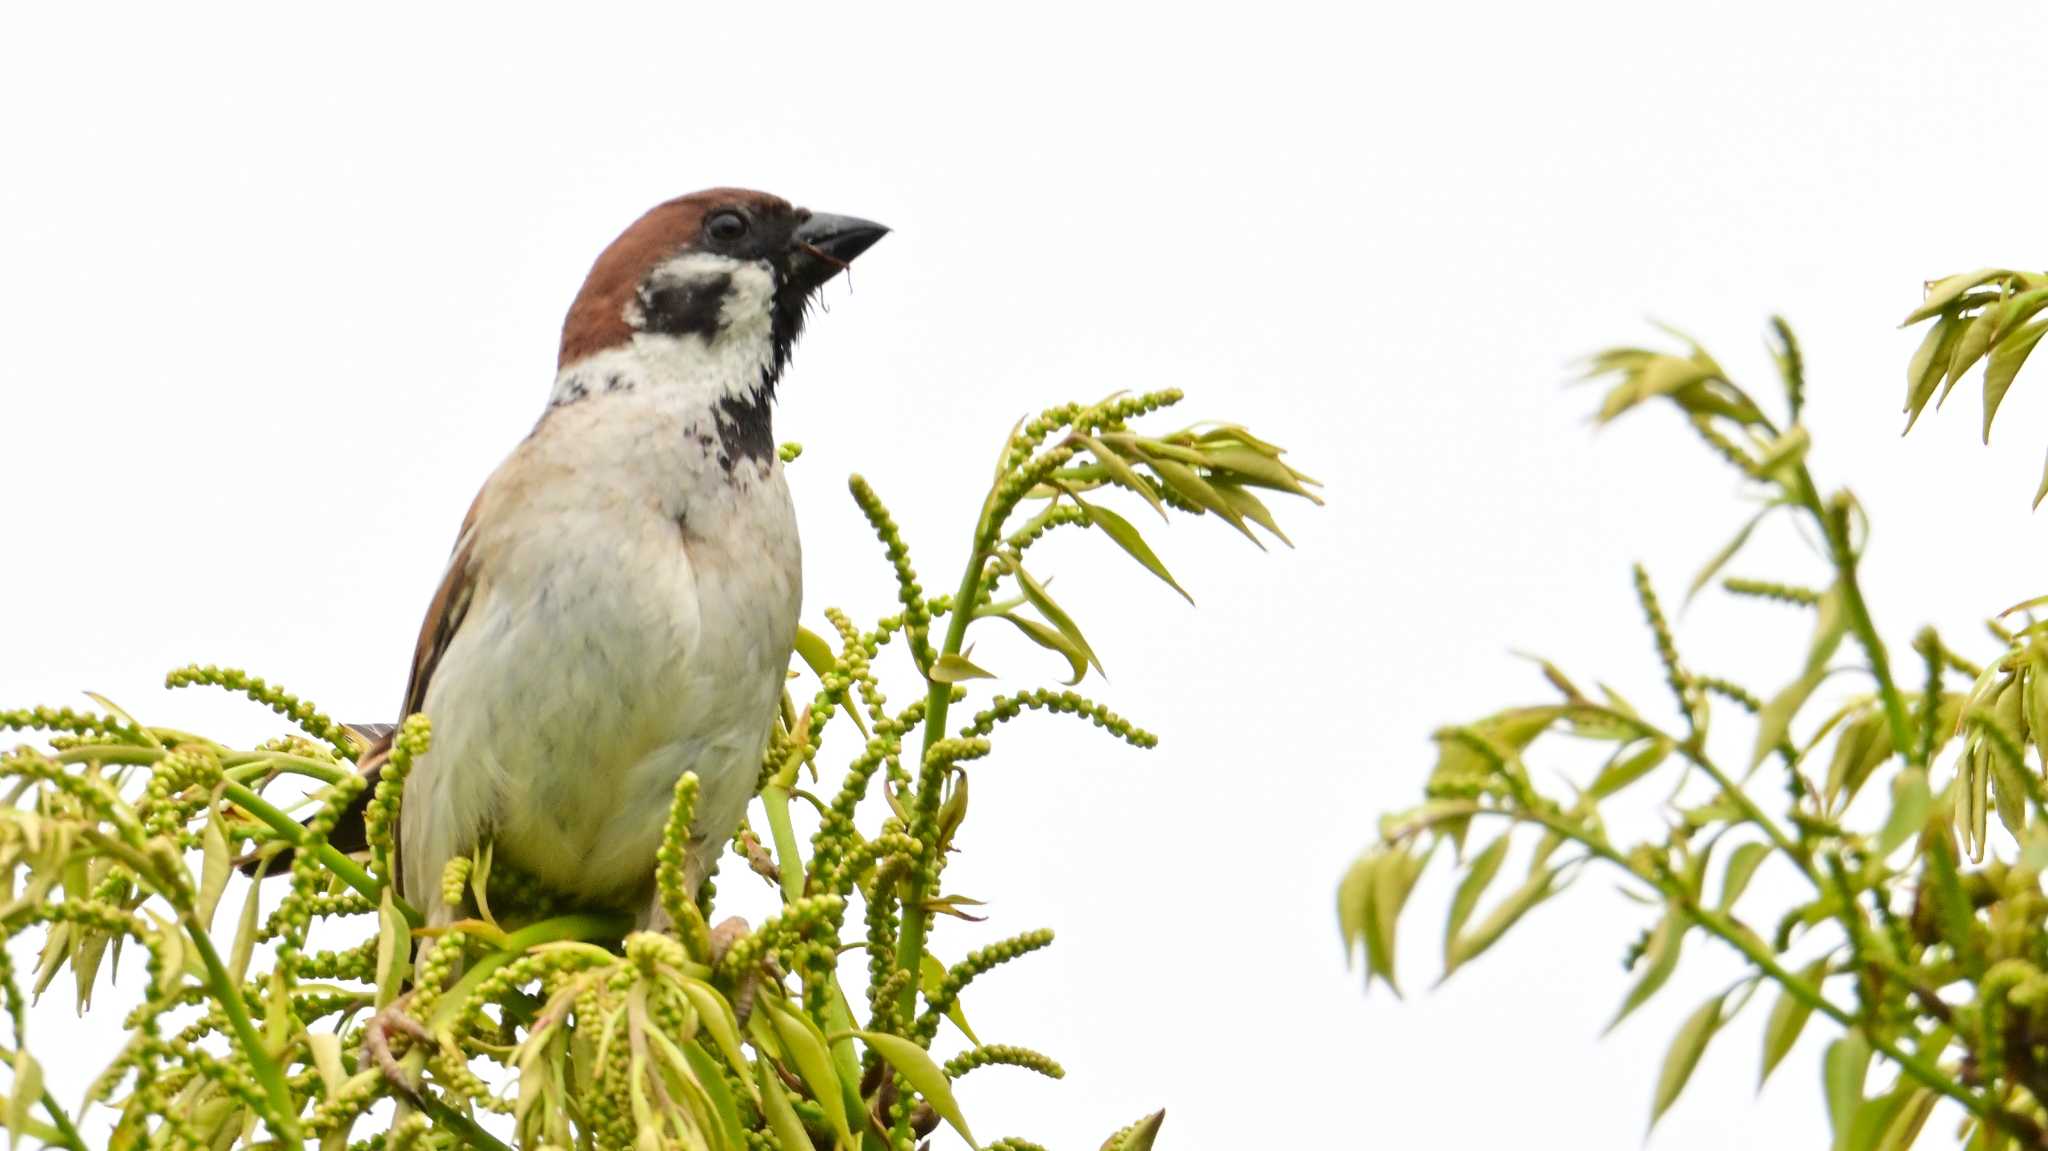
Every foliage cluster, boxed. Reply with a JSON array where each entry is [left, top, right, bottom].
[[0, 391, 1315, 1149], [1341, 270, 2048, 1149]]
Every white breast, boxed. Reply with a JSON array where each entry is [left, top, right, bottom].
[[399, 350, 801, 921]]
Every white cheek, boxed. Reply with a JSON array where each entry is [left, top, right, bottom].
[[717, 262, 777, 341]]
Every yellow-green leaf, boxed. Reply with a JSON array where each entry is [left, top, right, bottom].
[[1077, 435, 1165, 519], [1443, 835, 1508, 965], [766, 999, 850, 1149], [757, 1059, 812, 1151], [1102, 1110, 1166, 1151], [1608, 913, 1682, 1033], [198, 805, 231, 929], [8, 1049, 42, 1151], [375, 888, 409, 1008], [990, 611, 1088, 685], [854, 1030, 977, 1149], [1826, 1032, 1872, 1151], [1686, 509, 1770, 605], [1651, 994, 1724, 1127], [1446, 868, 1559, 973], [1591, 739, 1671, 799], [793, 626, 867, 737], [679, 980, 755, 1101], [1014, 567, 1103, 677], [1718, 842, 1771, 911], [920, 954, 979, 1044], [1877, 768, 1932, 857], [929, 653, 996, 684], [1984, 319, 2048, 442], [1759, 958, 1825, 1087], [1209, 480, 1292, 546], [679, 1038, 747, 1151], [1337, 854, 1377, 968], [1902, 268, 2006, 325], [1081, 501, 1192, 603], [1903, 316, 1961, 430], [1148, 457, 1256, 542]]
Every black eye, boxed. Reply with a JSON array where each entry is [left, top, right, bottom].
[[706, 211, 749, 243]]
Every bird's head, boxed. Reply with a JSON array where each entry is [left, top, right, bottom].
[[556, 188, 888, 387]]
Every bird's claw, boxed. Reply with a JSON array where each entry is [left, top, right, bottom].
[[361, 991, 431, 1104]]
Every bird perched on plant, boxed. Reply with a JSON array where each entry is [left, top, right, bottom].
[[248, 189, 887, 929]]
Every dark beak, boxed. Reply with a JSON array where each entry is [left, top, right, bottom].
[[788, 212, 889, 291]]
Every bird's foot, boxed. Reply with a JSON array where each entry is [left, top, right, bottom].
[[361, 991, 431, 1104]]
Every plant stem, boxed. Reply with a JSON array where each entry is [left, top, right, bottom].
[[220, 780, 422, 927], [895, 522, 995, 1026], [1792, 468, 1913, 759], [34, 1085, 84, 1151], [1478, 805, 2031, 1144], [185, 913, 299, 1142]]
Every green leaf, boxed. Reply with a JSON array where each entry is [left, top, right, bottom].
[[792, 625, 867, 737], [1081, 501, 1192, 603], [1902, 268, 2007, 325], [375, 889, 409, 1008], [1076, 434, 1166, 517], [678, 1039, 748, 1151], [1876, 768, 1931, 856], [1825, 1031, 1873, 1151], [1759, 958, 1825, 1086], [757, 1059, 813, 1151], [1753, 587, 1847, 769], [1590, 739, 1671, 799], [1718, 842, 1771, 911], [920, 954, 979, 1044], [929, 653, 996, 683], [1903, 315, 1962, 430], [1443, 835, 1509, 965], [1824, 713, 1894, 812], [1014, 567, 1104, 677], [1148, 457, 1258, 542], [678, 980, 754, 1100], [1103, 1110, 1166, 1151], [1209, 480, 1292, 546], [766, 998, 851, 1149], [8, 1048, 41, 1151], [1446, 868, 1560, 973], [854, 1030, 978, 1149], [1753, 425, 1810, 479], [990, 610, 1088, 684], [1686, 508, 1770, 605], [1365, 846, 1425, 995], [1608, 912, 1683, 1033], [1983, 318, 2048, 442], [198, 806, 231, 929], [1875, 1086, 1936, 1151], [1651, 993, 1724, 1127], [1203, 446, 1319, 501], [1337, 853, 1376, 969]]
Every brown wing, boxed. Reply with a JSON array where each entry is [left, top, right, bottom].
[[240, 492, 485, 875]]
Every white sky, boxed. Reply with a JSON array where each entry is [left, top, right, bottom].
[[5, 3, 2048, 1148]]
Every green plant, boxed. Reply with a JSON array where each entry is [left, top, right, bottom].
[[1341, 270, 2048, 1149], [0, 390, 1315, 1149]]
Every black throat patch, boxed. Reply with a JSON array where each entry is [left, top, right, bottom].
[[715, 392, 774, 472]]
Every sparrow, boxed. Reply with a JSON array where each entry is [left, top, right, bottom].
[[261, 189, 886, 928]]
